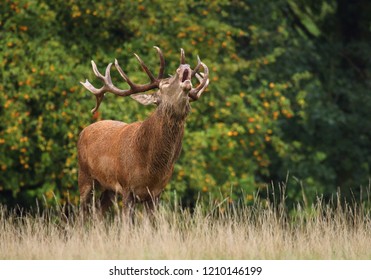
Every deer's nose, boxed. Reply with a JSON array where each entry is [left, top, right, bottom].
[[181, 80, 192, 91]]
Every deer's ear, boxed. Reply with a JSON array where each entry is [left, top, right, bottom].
[[131, 94, 160, 106]]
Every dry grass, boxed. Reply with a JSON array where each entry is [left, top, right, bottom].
[[0, 192, 370, 259]]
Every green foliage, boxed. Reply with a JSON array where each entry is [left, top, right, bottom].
[[0, 0, 93, 205], [0, 0, 370, 208]]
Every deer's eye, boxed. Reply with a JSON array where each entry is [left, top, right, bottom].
[[160, 81, 169, 87]]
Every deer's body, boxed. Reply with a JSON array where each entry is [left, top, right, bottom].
[[78, 47, 208, 218], [78, 107, 187, 210]]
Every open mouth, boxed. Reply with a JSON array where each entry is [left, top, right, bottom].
[[177, 65, 192, 92], [181, 69, 190, 82]]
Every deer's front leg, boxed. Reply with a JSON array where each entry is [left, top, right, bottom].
[[99, 190, 115, 217]]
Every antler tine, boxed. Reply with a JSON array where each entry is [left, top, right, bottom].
[[180, 48, 185, 64], [81, 61, 113, 94], [154, 46, 165, 79], [80, 47, 166, 113], [114, 59, 136, 88], [91, 93, 104, 114], [134, 53, 157, 83], [80, 61, 114, 113], [189, 61, 209, 102], [195, 73, 210, 100], [191, 56, 202, 77], [91, 60, 105, 80]]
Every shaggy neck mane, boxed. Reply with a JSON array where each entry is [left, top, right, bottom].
[[135, 104, 190, 175]]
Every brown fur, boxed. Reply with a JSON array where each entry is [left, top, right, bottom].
[[78, 49, 208, 219], [78, 82, 191, 218]]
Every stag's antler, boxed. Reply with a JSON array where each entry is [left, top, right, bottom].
[[189, 72, 209, 101], [179, 48, 209, 102], [189, 58, 209, 101], [81, 46, 165, 113]]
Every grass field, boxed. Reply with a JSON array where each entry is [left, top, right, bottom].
[[0, 190, 370, 259]]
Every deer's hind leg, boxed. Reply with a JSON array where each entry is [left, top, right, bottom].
[[78, 169, 94, 218]]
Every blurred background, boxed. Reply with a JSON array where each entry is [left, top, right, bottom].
[[0, 0, 370, 209]]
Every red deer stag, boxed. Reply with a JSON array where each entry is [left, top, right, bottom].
[[78, 47, 209, 219]]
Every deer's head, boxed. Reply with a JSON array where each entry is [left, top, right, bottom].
[[81, 47, 209, 117]]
